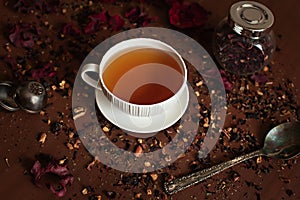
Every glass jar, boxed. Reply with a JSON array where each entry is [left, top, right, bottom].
[[213, 1, 276, 75]]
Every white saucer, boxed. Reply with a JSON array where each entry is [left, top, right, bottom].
[[95, 84, 189, 136]]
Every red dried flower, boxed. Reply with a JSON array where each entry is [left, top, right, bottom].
[[125, 7, 156, 27], [109, 15, 125, 31], [251, 74, 267, 83], [168, 1, 208, 29], [14, 0, 59, 13], [31, 157, 74, 197], [220, 70, 233, 91], [201, 69, 233, 91], [31, 63, 57, 79], [84, 11, 109, 34], [9, 23, 41, 48], [3, 55, 17, 69], [62, 23, 82, 36], [100, 0, 117, 3]]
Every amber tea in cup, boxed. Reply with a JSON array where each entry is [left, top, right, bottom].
[[102, 48, 184, 105]]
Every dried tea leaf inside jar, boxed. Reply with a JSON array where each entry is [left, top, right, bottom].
[[213, 1, 276, 75]]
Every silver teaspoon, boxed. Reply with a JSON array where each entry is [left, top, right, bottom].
[[164, 121, 300, 195]]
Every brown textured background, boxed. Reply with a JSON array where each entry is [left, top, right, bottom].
[[0, 0, 299, 200]]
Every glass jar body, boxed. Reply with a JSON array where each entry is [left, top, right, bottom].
[[213, 18, 276, 75]]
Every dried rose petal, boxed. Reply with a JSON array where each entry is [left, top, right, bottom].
[[30, 160, 45, 186], [165, 0, 179, 6], [109, 15, 124, 31], [31, 63, 57, 79], [220, 70, 233, 91], [61, 23, 82, 36], [251, 74, 267, 84], [3, 55, 18, 69], [14, 0, 60, 13], [168, 1, 208, 29], [9, 23, 41, 48], [84, 11, 109, 34], [99, 0, 117, 3], [125, 7, 156, 27], [30, 157, 74, 197]]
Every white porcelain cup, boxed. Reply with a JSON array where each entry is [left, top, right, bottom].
[[81, 38, 187, 117]]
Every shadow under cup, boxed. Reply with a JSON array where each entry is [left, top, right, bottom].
[[82, 38, 188, 135]]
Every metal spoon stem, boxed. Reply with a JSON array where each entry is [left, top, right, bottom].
[[164, 149, 263, 195]]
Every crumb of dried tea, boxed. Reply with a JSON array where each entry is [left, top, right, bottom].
[[102, 126, 110, 132], [150, 173, 158, 181], [105, 191, 116, 199], [38, 132, 47, 144], [134, 145, 143, 157], [81, 186, 93, 195]]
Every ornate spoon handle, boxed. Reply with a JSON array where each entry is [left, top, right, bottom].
[[164, 149, 263, 195]]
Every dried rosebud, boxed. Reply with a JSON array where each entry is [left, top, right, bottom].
[[9, 23, 41, 48], [168, 1, 208, 29], [30, 156, 74, 197]]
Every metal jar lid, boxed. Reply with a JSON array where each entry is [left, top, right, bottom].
[[228, 1, 274, 39]]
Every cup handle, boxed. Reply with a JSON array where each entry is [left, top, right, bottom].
[[81, 63, 101, 90]]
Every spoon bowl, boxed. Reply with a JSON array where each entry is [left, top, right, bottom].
[[263, 122, 300, 159]]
